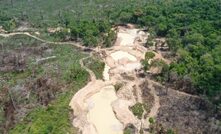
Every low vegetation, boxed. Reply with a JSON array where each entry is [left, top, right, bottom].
[[140, 81, 155, 117], [124, 127, 134, 134], [142, 51, 155, 71], [129, 102, 144, 120], [114, 83, 124, 92], [10, 90, 78, 134], [123, 124, 136, 134], [149, 117, 155, 124], [0, 35, 89, 133], [0, 11, 16, 31], [148, 117, 176, 134], [83, 57, 105, 79], [145, 52, 155, 60]]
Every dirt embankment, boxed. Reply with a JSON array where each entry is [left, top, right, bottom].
[[69, 26, 153, 134]]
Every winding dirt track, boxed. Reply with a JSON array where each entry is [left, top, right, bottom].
[[0, 32, 87, 50], [79, 53, 96, 82]]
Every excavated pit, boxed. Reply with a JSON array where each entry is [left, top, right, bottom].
[[69, 25, 150, 134], [86, 86, 123, 134]]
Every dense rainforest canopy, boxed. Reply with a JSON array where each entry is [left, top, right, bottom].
[[1, 0, 221, 105], [133, 0, 221, 106]]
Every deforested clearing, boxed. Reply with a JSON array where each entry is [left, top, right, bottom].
[[1, 0, 221, 134]]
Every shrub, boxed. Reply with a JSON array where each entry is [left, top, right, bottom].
[[123, 124, 136, 134], [83, 58, 105, 79], [151, 59, 166, 68], [142, 59, 150, 71], [167, 129, 175, 134], [114, 83, 123, 92], [130, 103, 144, 119], [145, 52, 155, 60], [64, 64, 89, 84], [149, 117, 155, 124], [124, 127, 132, 134], [104, 30, 117, 47]]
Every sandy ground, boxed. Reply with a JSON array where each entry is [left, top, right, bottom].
[[86, 86, 123, 134], [103, 64, 110, 81], [110, 51, 137, 62], [115, 28, 139, 46], [68, 25, 168, 134], [68, 26, 150, 134]]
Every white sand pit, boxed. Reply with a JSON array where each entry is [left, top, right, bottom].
[[116, 33, 136, 46], [119, 63, 141, 72], [111, 63, 141, 74], [127, 29, 139, 36], [103, 64, 110, 81], [111, 51, 137, 62], [116, 29, 139, 46], [69, 26, 152, 134], [86, 85, 123, 134]]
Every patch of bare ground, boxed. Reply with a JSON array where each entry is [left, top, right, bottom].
[[153, 85, 221, 134], [139, 81, 154, 118]]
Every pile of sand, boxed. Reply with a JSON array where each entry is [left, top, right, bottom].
[[115, 29, 139, 46], [112, 63, 141, 73], [110, 51, 137, 62], [103, 64, 110, 81]]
